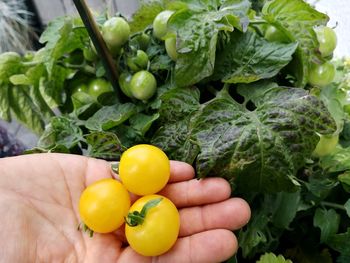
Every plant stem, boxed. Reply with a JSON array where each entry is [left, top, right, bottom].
[[320, 201, 346, 211], [63, 63, 95, 75], [72, 0, 120, 94]]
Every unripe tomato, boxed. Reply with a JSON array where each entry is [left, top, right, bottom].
[[313, 134, 339, 157], [125, 195, 180, 256], [83, 46, 98, 62], [88, 78, 114, 99], [153, 10, 174, 40], [165, 36, 178, 61], [118, 72, 133, 98], [308, 61, 335, 87], [264, 25, 289, 43], [315, 26, 337, 57], [79, 178, 131, 233], [119, 144, 170, 195], [127, 50, 149, 72], [102, 17, 130, 49], [129, 71, 157, 101]]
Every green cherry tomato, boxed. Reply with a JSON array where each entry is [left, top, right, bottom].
[[83, 45, 98, 62], [165, 36, 178, 61], [308, 61, 335, 87], [137, 32, 151, 50], [79, 178, 131, 233], [313, 134, 339, 157], [119, 144, 170, 195], [88, 78, 114, 99], [125, 194, 180, 256], [102, 17, 130, 49], [129, 71, 157, 101], [315, 26, 337, 57], [118, 72, 133, 98], [127, 50, 149, 72], [153, 10, 174, 40], [71, 84, 94, 108], [264, 25, 289, 43]]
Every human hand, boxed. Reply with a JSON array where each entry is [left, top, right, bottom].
[[0, 153, 250, 263]]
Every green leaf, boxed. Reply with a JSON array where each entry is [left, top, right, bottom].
[[9, 74, 31, 85], [129, 0, 168, 33], [158, 86, 200, 123], [85, 103, 137, 131], [326, 228, 350, 257], [262, 0, 329, 86], [9, 86, 45, 134], [151, 86, 201, 163], [344, 199, 350, 218], [0, 84, 11, 121], [313, 208, 340, 243], [338, 171, 350, 193], [238, 203, 272, 258], [304, 175, 338, 200], [192, 86, 336, 192], [39, 16, 66, 44], [112, 125, 144, 149], [320, 147, 350, 173], [213, 30, 298, 83], [152, 118, 200, 164], [319, 85, 346, 133], [37, 116, 83, 150], [270, 191, 300, 229], [85, 131, 126, 160], [257, 252, 293, 263], [0, 52, 23, 85], [42, 64, 73, 107], [169, 1, 250, 87], [40, 18, 88, 75], [129, 113, 160, 137]]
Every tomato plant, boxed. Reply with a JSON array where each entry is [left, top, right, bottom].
[[125, 195, 180, 256], [79, 178, 131, 233], [88, 78, 114, 99], [165, 36, 177, 61], [152, 10, 174, 40], [129, 70, 157, 101], [119, 144, 170, 195], [314, 26, 337, 57], [308, 61, 335, 87], [101, 17, 130, 49]]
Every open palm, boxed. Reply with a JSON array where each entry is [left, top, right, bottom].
[[0, 153, 250, 263]]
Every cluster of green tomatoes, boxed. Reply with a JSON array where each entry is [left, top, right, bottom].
[[78, 144, 180, 257], [73, 11, 177, 104], [265, 24, 337, 87]]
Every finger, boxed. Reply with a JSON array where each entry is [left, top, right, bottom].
[[84, 157, 115, 186], [108, 160, 194, 183], [168, 160, 195, 183], [159, 177, 231, 208], [158, 229, 238, 263], [179, 198, 251, 237], [118, 229, 237, 263]]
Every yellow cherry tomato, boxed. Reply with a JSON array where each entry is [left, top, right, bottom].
[[79, 178, 130, 233], [125, 194, 180, 256], [119, 144, 170, 195]]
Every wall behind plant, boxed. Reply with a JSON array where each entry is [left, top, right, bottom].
[[32, 0, 138, 25]]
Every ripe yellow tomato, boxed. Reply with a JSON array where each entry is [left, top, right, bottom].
[[125, 194, 180, 256], [79, 178, 130, 233], [119, 144, 170, 195]]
